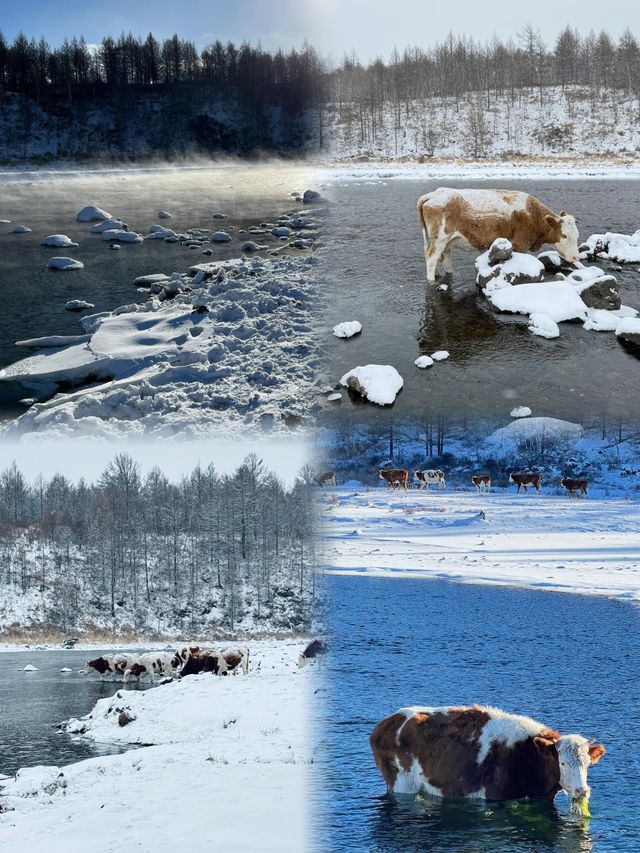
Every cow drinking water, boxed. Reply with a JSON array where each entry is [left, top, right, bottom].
[[417, 188, 580, 282], [371, 705, 605, 805]]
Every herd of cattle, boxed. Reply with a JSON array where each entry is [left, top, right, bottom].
[[83, 639, 327, 682], [316, 469, 589, 496]]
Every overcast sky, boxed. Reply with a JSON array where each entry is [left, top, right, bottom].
[[0, 437, 309, 486], [2, 0, 637, 63]]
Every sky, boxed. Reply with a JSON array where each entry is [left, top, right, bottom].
[[0, 437, 310, 486], [1, 0, 638, 63]]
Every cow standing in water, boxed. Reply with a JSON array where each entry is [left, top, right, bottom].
[[371, 705, 605, 805], [417, 188, 580, 282], [509, 472, 542, 494]]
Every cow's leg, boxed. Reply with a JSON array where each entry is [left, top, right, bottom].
[[441, 242, 454, 275]]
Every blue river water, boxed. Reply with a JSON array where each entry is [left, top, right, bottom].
[[315, 575, 640, 852]]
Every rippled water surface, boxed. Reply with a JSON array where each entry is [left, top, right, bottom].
[[320, 179, 640, 422], [0, 650, 154, 775], [316, 575, 640, 852]]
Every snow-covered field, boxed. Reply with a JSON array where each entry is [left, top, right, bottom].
[[0, 639, 318, 852], [320, 488, 640, 600]]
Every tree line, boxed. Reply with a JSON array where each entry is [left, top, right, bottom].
[[0, 454, 318, 636]]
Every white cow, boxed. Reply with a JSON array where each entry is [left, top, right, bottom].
[[414, 469, 446, 490]]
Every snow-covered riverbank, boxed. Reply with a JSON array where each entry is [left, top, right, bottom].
[[0, 639, 317, 852], [320, 488, 640, 600]]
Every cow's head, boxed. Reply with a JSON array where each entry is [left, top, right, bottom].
[[540, 734, 605, 801], [508, 473, 515, 483], [84, 657, 110, 676], [547, 211, 580, 263]]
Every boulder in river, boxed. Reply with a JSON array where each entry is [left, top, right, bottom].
[[211, 231, 231, 242], [303, 190, 321, 203], [48, 257, 84, 270], [340, 364, 403, 406], [76, 205, 112, 222], [615, 317, 640, 354]]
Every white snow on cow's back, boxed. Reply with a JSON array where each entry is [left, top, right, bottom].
[[424, 187, 530, 215]]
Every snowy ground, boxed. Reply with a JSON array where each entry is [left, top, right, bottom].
[[320, 488, 640, 600], [0, 639, 318, 852]]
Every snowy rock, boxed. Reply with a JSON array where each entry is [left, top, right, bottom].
[[212, 212, 228, 219], [303, 190, 321, 203], [564, 268, 621, 311], [528, 312, 560, 339], [47, 257, 84, 271], [90, 219, 127, 233], [0, 219, 11, 223], [41, 234, 78, 248], [510, 406, 532, 418], [340, 364, 403, 405], [414, 355, 434, 368], [332, 321, 362, 339], [241, 241, 262, 252], [102, 229, 143, 243], [272, 226, 292, 238], [615, 317, 640, 352], [134, 274, 170, 287], [12, 225, 31, 233], [537, 249, 577, 273], [76, 205, 112, 222], [110, 244, 122, 251], [23, 664, 38, 672], [158, 210, 172, 219], [65, 300, 95, 312], [145, 227, 177, 240], [487, 282, 587, 323], [488, 238, 513, 264], [583, 229, 640, 263], [60, 667, 73, 673], [476, 241, 545, 289], [583, 305, 637, 332], [327, 392, 342, 402], [211, 231, 231, 243]]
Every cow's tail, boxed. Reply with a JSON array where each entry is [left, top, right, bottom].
[[417, 196, 431, 250]]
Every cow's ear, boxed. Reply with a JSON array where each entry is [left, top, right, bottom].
[[588, 743, 605, 764], [533, 736, 555, 750], [545, 214, 560, 228]]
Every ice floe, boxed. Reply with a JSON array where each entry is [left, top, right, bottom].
[[332, 321, 362, 339], [414, 355, 434, 368], [431, 350, 450, 361], [340, 364, 403, 405]]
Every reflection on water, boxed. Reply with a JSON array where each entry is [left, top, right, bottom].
[[316, 576, 640, 852], [0, 650, 154, 776], [321, 178, 640, 421]]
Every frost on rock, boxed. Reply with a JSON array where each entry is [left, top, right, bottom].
[[145, 227, 177, 241], [414, 355, 434, 368], [65, 300, 95, 312], [528, 312, 560, 339], [583, 229, 640, 263], [12, 225, 31, 233], [211, 231, 232, 242], [340, 364, 403, 405], [332, 321, 362, 339], [158, 210, 172, 219], [41, 234, 78, 248], [47, 257, 84, 270], [90, 219, 127, 233], [101, 229, 143, 243], [476, 239, 545, 291], [510, 406, 532, 418], [76, 205, 112, 222]]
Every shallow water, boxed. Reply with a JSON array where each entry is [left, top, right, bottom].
[[316, 575, 640, 852], [0, 649, 154, 775], [320, 179, 640, 422], [0, 162, 313, 415]]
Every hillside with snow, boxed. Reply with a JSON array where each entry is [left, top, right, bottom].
[[322, 87, 640, 162]]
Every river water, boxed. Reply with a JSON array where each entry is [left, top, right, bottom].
[[0, 162, 314, 416], [320, 179, 640, 424], [316, 575, 640, 853], [0, 649, 154, 776]]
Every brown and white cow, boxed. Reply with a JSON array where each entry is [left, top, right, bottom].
[[414, 469, 446, 490], [561, 478, 588, 498], [315, 471, 337, 488], [417, 188, 580, 282], [509, 472, 542, 493], [84, 653, 137, 679], [371, 705, 605, 805], [123, 652, 177, 682], [179, 651, 228, 677], [471, 474, 491, 493], [222, 648, 250, 675], [379, 468, 409, 490], [298, 639, 328, 668]]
